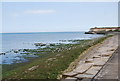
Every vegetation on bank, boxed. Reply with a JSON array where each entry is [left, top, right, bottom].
[[2, 35, 113, 79]]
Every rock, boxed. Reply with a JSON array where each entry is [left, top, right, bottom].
[[59, 40, 67, 42], [34, 43, 46, 46], [0, 53, 5, 55], [28, 65, 39, 71], [14, 50, 19, 53], [49, 43, 56, 46], [56, 54, 61, 57], [47, 58, 56, 61]]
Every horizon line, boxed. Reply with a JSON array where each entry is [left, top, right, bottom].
[[0, 31, 87, 34]]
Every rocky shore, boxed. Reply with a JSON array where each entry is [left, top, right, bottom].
[[3, 35, 110, 79]]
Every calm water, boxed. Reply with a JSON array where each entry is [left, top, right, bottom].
[[0, 32, 103, 64]]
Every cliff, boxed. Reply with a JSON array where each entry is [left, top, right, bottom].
[[85, 27, 120, 34]]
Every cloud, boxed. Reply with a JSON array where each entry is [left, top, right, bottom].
[[25, 10, 56, 14], [11, 10, 56, 17]]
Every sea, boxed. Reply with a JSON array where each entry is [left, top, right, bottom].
[[0, 32, 103, 64]]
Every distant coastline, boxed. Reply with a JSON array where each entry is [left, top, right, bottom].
[[85, 27, 120, 34]]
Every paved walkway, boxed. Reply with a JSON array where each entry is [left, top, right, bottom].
[[61, 35, 118, 81], [92, 48, 118, 81]]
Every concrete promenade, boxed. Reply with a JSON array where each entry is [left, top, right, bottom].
[[61, 34, 119, 81], [92, 47, 118, 81]]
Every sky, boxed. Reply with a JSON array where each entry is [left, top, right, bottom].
[[1, 0, 120, 2], [1, 2, 118, 33]]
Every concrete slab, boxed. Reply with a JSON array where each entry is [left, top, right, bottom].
[[93, 49, 118, 79], [85, 69, 98, 75], [93, 61, 105, 66], [85, 66, 101, 75], [98, 53, 112, 57], [85, 59, 93, 63], [93, 57, 109, 66], [61, 77, 77, 81], [75, 74, 94, 79], [63, 72, 78, 77], [62, 35, 118, 81], [73, 63, 93, 74], [93, 55, 101, 58]]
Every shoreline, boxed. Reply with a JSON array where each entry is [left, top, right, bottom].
[[2, 35, 113, 80]]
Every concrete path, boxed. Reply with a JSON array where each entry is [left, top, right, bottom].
[[61, 35, 118, 81], [93, 48, 118, 81]]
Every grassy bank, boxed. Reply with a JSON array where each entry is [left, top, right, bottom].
[[2, 35, 113, 79]]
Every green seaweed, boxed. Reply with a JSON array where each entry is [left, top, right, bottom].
[[2, 35, 113, 79]]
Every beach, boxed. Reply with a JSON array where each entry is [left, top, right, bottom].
[[2, 33, 113, 80], [2, 32, 110, 79]]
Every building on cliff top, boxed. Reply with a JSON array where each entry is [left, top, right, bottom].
[[85, 27, 120, 34], [90, 27, 120, 32]]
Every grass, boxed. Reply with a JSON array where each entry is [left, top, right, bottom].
[[2, 35, 113, 79]]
